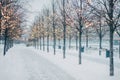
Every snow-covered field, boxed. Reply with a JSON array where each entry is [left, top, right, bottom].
[[0, 44, 120, 80]]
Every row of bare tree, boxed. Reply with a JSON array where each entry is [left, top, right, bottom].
[[29, 0, 120, 76]]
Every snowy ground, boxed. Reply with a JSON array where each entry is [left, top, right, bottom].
[[0, 44, 120, 80], [0, 44, 74, 80], [33, 46, 120, 80]]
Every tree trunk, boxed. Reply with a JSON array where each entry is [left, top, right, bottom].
[[99, 35, 102, 55], [109, 29, 114, 76], [47, 34, 49, 52], [63, 0, 66, 59], [63, 30, 66, 59], [3, 28, 8, 56], [40, 36, 42, 50], [76, 32, 78, 50], [78, 0, 83, 64], [86, 29, 88, 48], [53, 0, 56, 55], [79, 28, 82, 64], [43, 34, 45, 51], [34, 40, 36, 48], [99, 17, 102, 56], [52, 25, 56, 55], [69, 34, 72, 49], [53, 30, 56, 55], [109, 0, 114, 76], [37, 38, 39, 49], [35, 39, 37, 49]]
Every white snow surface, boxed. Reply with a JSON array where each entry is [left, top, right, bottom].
[[0, 44, 120, 80], [0, 44, 74, 80]]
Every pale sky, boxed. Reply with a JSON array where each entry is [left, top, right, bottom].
[[26, 0, 52, 26]]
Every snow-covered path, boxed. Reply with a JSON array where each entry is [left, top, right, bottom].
[[0, 44, 120, 80], [0, 45, 75, 80]]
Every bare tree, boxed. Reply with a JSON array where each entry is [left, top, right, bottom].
[[91, 13, 109, 55], [87, 0, 120, 76], [71, 0, 91, 64], [52, 0, 56, 55]]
